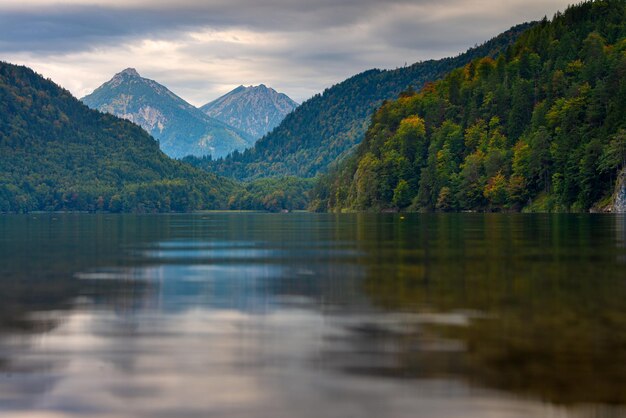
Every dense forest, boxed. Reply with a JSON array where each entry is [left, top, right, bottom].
[[311, 0, 626, 213], [204, 23, 533, 180], [227, 177, 313, 212], [0, 62, 236, 213]]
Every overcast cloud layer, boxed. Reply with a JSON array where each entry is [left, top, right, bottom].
[[0, 0, 573, 105]]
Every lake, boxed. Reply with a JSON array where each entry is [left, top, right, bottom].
[[1, 213, 625, 418]]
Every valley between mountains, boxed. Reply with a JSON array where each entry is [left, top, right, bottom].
[[1, 0, 625, 214]]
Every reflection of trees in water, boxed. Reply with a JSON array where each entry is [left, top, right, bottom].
[[617, 215, 626, 250], [355, 214, 626, 405], [0, 274, 77, 334], [2, 213, 626, 410]]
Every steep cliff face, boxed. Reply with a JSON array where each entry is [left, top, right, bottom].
[[614, 168, 626, 213]]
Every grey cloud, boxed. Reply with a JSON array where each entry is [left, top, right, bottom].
[[369, 0, 568, 55], [0, 0, 573, 104], [0, 0, 422, 53], [0, 6, 199, 53], [0, 0, 569, 56]]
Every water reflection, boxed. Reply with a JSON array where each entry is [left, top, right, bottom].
[[0, 213, 625, 417]]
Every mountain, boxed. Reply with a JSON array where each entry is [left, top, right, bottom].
[[311, 0, 626, 213], [204, 22, 534, 180], [0, 61, 235, 213], [200, 84, 298, 139], [81, 68, 254, 159]]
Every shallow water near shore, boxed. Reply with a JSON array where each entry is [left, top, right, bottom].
[[1, 213, 625, 418]]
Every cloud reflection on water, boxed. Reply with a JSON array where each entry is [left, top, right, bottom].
[[1, 214, 626, 418]]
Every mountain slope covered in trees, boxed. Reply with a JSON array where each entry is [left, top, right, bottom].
[[0, 62, 235, 213], [81, 69, 254, 159], [201, 84, 298, 139], [206, 22, 533, 180], [311, 0, 626, 213]]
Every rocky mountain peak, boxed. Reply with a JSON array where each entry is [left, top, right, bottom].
[[119, 68, 141, 77], [200, 84, 298, 139]]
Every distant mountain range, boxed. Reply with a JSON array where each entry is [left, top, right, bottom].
[[205, 23, 534, 180], [81, 68, 255, 159], [201, 84, 298, 139]]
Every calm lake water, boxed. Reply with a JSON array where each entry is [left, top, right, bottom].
[[1, 213, 626, 418]]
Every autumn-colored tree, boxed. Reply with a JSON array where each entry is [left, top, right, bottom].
[[313, 0, 626, 213], [484, 172, 509, 208]]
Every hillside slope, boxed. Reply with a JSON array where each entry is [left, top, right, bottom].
[[207, 22, 533, 180], [312, 0, 626, 213], [0, 62, 234, 213]]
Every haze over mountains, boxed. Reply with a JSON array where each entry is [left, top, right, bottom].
[[81, 68, 252, 159], [81, 69, 298, 159], [201, 85, 298, 139]]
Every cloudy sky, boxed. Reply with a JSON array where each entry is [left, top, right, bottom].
[[0, 0, 572, 105]]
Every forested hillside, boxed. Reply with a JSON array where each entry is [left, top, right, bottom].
[[206, 22, 533, 180], [0, 62, 235, 213], [312, 0, 626, 213]]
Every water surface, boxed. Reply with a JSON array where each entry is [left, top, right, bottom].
[[1, 213, 625, 418]]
